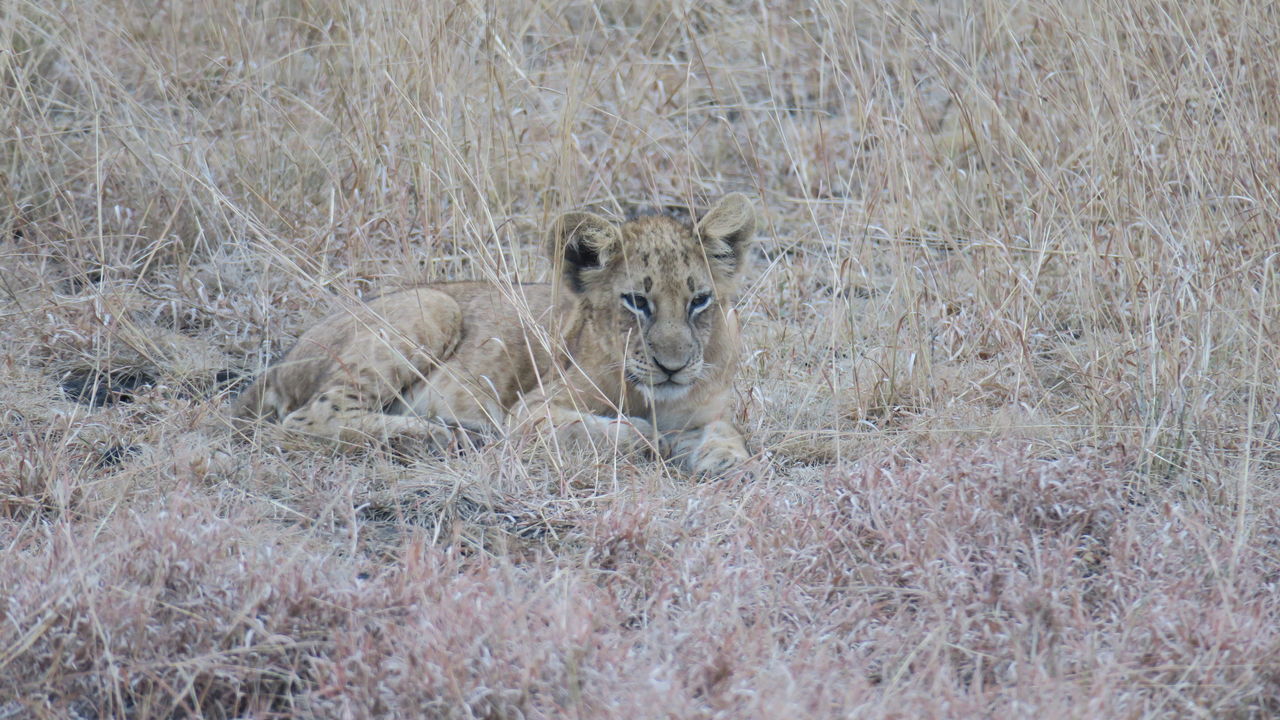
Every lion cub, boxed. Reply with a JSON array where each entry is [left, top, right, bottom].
[[233, 193, 756, 475]]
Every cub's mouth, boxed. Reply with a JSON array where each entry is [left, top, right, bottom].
[[628, 373, 695, 399]]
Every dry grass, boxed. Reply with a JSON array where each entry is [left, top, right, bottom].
[[3, 0, 1279, 716]]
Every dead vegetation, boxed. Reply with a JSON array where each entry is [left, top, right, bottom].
[[2, 0, 1279, 716]]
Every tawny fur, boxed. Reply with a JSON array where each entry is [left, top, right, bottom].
[[232, 193, 757, 475]]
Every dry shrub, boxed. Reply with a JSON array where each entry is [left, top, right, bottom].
[[2, 495, 339, 716], [3, 444, 1278, 717]]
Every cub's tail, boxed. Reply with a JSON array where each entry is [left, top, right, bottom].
[[228, 371, 280, 438]]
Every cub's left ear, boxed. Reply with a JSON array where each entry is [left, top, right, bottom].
[[696, 193, 756, 277]]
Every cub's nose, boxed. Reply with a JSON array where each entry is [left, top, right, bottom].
[[652, 357, 687, 377]]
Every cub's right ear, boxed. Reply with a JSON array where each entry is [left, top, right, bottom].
[[547, 211, 620, 294]]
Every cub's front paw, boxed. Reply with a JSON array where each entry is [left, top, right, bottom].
[[690, 440, 751, 478], [603, 415, 658, 454]]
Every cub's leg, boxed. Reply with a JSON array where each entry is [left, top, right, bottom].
[[280, 390, 461, 451], [512, 388, 658, 457], [263, 289, 465, 451], [663, 420, 750, 476], [391, 332, 536, 444]]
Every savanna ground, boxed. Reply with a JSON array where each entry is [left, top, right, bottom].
[[2, 0, 1279, 717]]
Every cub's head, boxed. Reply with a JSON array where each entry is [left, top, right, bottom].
[[548, 193, 756, 401]]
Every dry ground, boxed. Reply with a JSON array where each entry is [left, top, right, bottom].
[[3, 0, 1280, 717]]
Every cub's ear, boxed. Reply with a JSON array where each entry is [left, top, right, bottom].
[[547, 211, 620, 294], [696, 193, 756, 277]]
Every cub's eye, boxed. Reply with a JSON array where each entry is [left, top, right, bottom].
[[621, 293, 650, 315], [688, 292, 713, 316]]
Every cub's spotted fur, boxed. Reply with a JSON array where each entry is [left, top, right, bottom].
[[233, 193, 756, 475]]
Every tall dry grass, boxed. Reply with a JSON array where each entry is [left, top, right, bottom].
[[2, 0, 1278, 716]]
